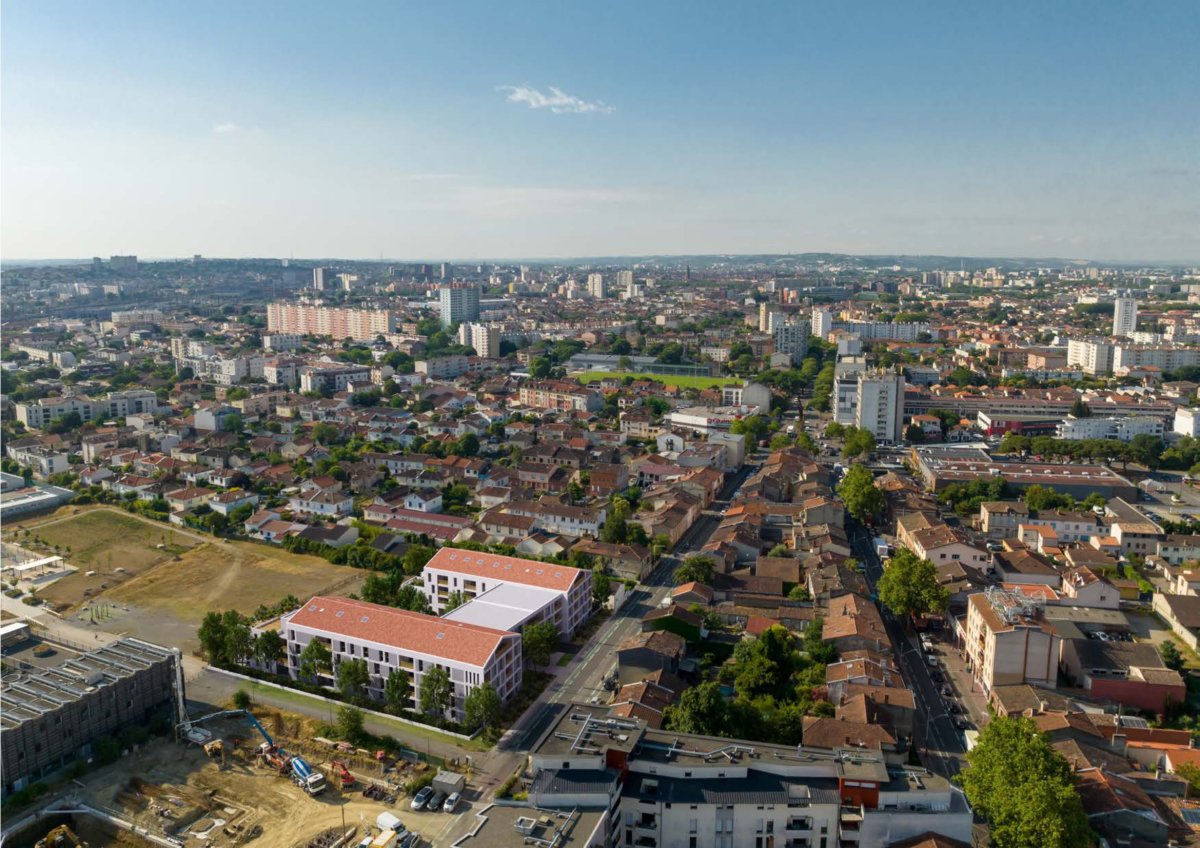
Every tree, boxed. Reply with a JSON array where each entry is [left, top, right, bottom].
[[663, 681, 728, 736], [1175, 762, 1200, 794], [769, 432, 793, 450], [463, 681, 502, 731], [528, 357, 552, 379], [384, 669, 411, 712], [1070, 399, 1092, 418], [444, 590, 467, 612], [1160, 639, 1185, 672], [592, 567, 611, 605], [298, 638, 332, 681], [337, 658, 370, 700], [673, 555, 715, 586], [837, 464, 885, 523], [522, 621, 559, 667], [904, 423, 925, 443], [876, 547, 948, 619], [253, 630, 285, 669], [1023, 484, 1075, 513], [419, 665, 452, 717], [824, 422, 846, 439], [221, 610, 252, 664], [601, 497, 631, 544], [1129, 434, 1165, 469], [312, 422, 340, 445], [842, 427, 877, 459], [449, 433, 479, 457], [959, 717, 1091, 848], [768, 543, 791, 558], [787, 584, 810, 601], [335, 706, 365, 743], [232, 689, 252, 711], [198, 611, 229, 664]]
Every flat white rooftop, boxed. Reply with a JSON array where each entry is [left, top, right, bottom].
[[441, 582, 560, 632]]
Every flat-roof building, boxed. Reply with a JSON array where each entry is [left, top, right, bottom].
[[422, 548, 592, 639]]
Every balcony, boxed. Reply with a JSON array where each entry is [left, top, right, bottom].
[[785, 818, 813, 832]]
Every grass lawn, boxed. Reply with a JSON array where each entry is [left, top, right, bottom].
[[16, 508, 199, 571], [236, 679, 490, 751], [575, 370, 742, 390]]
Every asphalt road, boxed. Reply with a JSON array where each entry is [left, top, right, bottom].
[[849, 523, 966, 776], [501, 455, 764, 754]]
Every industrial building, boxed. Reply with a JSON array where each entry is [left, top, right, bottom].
[[1, 637, 182, 798]]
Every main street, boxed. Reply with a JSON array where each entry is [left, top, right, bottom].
[[849, 522, 967, 777], [500, 454, 764, 755]]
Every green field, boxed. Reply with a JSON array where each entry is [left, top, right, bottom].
[[576, 370, 742, 389]]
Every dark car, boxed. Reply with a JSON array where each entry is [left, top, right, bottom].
[[428, 790, 447, 812], [954, 716, 971, 730]]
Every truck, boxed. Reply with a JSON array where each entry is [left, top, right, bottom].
[[873, 537, 891, 560], [290, 755, 327, 795]]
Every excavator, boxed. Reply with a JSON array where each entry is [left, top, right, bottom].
[[35, 824, 87, 848]]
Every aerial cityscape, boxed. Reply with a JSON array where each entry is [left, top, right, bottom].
[[2, 3, 1200, 848]]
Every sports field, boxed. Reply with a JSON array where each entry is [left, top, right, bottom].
[[576, 370, 742, 390]]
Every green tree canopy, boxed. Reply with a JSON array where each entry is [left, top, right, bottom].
[[522, 621, 559, 667], [337, 658, 370, 700], [298, 638, 332, 681], [384, 668, 412, 712], [876, 547, 949, 619], [958, 716, 1091, 848], [673, 554, 715, 586], [463, 681, 502, 731], [837, 464, 884, 524], [419, 665, 452, 717]]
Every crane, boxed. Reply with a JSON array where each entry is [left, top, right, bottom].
[[178, 709, 274, 749]]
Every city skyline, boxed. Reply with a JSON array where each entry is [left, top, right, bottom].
[[3, 1, 1198, 261]]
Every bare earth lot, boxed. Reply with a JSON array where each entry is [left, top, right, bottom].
[[5, 507, 364, 652]]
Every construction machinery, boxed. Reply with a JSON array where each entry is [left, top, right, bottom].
[[178, 708, 276, 750], [35, 825, 87, 848], [330, 759, 356, 787], [290, 755, 327, 795]]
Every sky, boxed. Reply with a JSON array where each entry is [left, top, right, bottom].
[[2, 1, 1198, 263]]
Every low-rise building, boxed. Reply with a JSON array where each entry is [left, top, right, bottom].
[[281, 596, 522, 722], [965, 587, 1061, 696]]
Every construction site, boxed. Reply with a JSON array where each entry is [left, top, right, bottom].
[[5, 706, 470, 848]]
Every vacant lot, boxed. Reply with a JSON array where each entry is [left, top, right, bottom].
[[7, 509, 200, 609], [575, 370, 742, 390], [107, 539, 363, 628]]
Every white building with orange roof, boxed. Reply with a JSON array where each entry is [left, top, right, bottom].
[[282, 595, 522, 721], [421, 548, 592, 638]]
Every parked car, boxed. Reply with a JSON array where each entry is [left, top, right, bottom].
[[410, 787, 434, 811], [940, 685, 953, 698], [428, 790, 447, 812], [926, 655, 939, 669], [443, 791, 462, 813]]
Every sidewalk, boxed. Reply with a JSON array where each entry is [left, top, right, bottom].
[[933, 633, 990, 730]]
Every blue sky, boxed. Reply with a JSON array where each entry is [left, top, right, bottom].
[[2, 1, 1198, 261]]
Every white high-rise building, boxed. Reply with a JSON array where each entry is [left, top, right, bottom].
[[1113, 295, 1138, 338], [312, 267, 326, 291], [1066, 338, 1115, 376], [812, 307, 833, 339], [438, 285, 480, 327], [773, 322, 808, 364], [854, 368, 906, 444], [758, 303, 782, 333], [586, 273, 606, 299], [616, 270, 634, 295], [458, 322, 500, 358]]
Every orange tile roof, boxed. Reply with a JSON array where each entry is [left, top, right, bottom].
[[424, 547, 584, 592], [288, 595, 513, 667]]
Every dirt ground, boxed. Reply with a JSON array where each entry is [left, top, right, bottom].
[[59, 712, 464, 848], [5, 507, 364, 653], [5, 508, 200, 609]]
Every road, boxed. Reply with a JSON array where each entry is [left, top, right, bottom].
[[848, 522, 966, 776], [498, 455, 764, 756]]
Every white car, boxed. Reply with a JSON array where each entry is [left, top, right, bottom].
[[443, 791, 462, 813]]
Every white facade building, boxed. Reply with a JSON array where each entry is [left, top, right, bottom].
[[1066, 338, 1115, 376], [811, 307, 833, 339], [1113, 295, 1138, 338], [420, 548, 592, 638], [1056, 414, 1165, 442], [282, 596, 522, 721], [1175, 407, 1200, 438], [438, 285, 481, 326], [854, 368, 905, 444]]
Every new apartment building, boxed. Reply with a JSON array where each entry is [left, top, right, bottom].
[[281, 596, 522, 722], [1066, 338, 1115, 375], [421, 548, 592, 638], [457, 322, 501, 358], [527, 705, 974, 848], [854, 368, 905, 444], [266, 302, 396, 342], [1056, 414, 1165, 442]]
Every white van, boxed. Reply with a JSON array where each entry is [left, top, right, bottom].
[[377, 813, 406, 836]]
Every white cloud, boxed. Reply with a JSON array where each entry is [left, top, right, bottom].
[[497, 85, 615, 115], [211, 122, 242, 134]]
